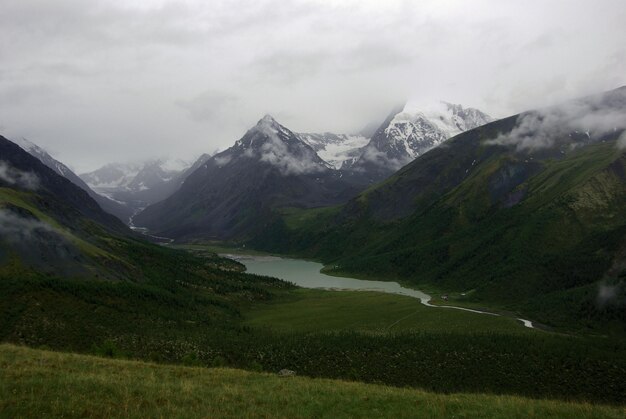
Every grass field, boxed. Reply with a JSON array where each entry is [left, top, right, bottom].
[[243, 289, 535, 335], [1, 344, 623, 419]]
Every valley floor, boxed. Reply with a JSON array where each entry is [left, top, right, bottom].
[[1, 344, 623, 419], [243, 289, 533, 335]]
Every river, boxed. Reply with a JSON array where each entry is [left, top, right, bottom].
[[226, 254, 535, 329]]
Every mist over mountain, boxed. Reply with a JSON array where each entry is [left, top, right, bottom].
[[0, 136, 133, 277], [80, 155, 211, 219], [2, 1, 626, 414], [134, 115, 365, 239]]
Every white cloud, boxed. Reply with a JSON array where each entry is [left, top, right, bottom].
[[0, 161, 39, 190], [597, 281, 624, 307], [486, 90, 626, 152], [253, 119, 327, 176], [0, 0, 625, 171], [617, 131, 626, 150], [0, 208, 53, 242]]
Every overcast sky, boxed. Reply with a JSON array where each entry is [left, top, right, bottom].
[[1, 0, 625, 172]]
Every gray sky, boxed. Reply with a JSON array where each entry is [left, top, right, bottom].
[[1, 0, 625, 172]]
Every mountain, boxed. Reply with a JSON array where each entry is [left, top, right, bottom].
[[251, 87, 626, 333], [346, 102, 493, 182], [0, 135, 137, 277], [10, 138, 134, 222], [0, 134, 297, 377], [134, 115, 365, 240], [80, 162, 144, 191], [295, 132, 370, 169], [80, 156, 210, 217]]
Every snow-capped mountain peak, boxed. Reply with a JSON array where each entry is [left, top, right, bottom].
[[259, 114, 278, 125], [341, 101, 492, 182], [216, 115, 333, 175]]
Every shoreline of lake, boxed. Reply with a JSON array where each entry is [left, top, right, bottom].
[[223, 254, 535, 329]]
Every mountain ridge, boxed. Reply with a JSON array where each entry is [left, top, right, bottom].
[[10, 137, 134, 222], [134, 115, 365, 240]]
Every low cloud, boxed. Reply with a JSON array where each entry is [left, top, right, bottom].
[[177, 90, 239, 122], [257, 128, 327, 176], [596, 280, 624, 307], [486, 91, 626, 152], [357, 144, 408, 171], [0, 208, 54, 242], [213, 155, 232, 167], [0, 161, 39, 190], [617, 131, 626, 150]]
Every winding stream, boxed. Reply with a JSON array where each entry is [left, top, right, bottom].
[[128, 209, 174, 244], [227, 254, 535, 329]]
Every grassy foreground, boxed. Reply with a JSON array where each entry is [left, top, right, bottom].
[[1, 345, 623, 419]]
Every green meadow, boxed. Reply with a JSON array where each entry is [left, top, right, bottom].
[[243, 288, 532, 334], [1, 344, 623, 419]]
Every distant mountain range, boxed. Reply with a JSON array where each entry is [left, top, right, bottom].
[[134, 115, 364, 239], [80, 155, 211, 219], [5, 99, 493, 236], [133, 103, 492, 239], [8, 137, 211, 225], [295, 102, 492, 179]]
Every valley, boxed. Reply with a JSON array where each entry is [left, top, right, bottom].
[[233, 253, 535, 329], [1, 79, 625, 414]]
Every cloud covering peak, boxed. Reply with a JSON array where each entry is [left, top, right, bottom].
[[0, 0, 625, 171]]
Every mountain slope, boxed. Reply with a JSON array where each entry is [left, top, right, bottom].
[[0, 136, 143, 277], [347, 102, 492, 182], [134, 115, 364, 240], [0, 134, 290, 336], [296, 132, 370, 169], [251, 87, 626, 333], [1, 136, 128, 233], [11, 138, 133, 222]]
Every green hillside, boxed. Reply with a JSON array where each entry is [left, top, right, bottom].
[[2, 100, 626, 411], [1, 345, 623, 419], [249, 103, 626, 335]]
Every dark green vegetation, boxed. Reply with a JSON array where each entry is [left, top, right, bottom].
[[4, 345, 623, 419], [250, 88, 626, 336], [243, 289, 532, 334], [2, 88, 626, 412]]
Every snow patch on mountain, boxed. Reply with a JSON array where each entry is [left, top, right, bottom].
[[353, 101, 493, 171], [158, 158, 194, 173], [81, 158, 193, 192], [225, 115, 331, 176], [297, 133, 369, 169], [81, 162, 143, 190]]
